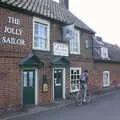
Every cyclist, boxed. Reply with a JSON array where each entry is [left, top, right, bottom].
[[80, 70, 89, 102]]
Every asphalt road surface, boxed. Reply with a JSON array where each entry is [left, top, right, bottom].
[[12, 90, 120, 120]]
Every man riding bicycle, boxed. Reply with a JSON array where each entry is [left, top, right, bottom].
[[80, 70, 89, 102]]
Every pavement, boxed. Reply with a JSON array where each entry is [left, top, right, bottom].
[[15, 89, 120, 120], [0, 87, 120, 120]]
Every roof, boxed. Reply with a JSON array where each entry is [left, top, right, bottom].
[[19, 52, 44, 68], [93, 36, 120, 62], [51, 56, 69, 67], [0, 0, 95, 33]]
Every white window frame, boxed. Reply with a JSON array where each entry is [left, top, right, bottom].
[[101, 47, 108, 59], [103, 71, 110, 87], [70, 29, 80, 55], [33, 17, 50, 51], [70, 67, 81, 92]]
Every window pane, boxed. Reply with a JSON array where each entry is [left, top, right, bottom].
[[104, 73, 108, 84], [34, 37, 40, 48], [29, 72, 33, 87], [23, 72, 27, 87], [70, 30, 80, 53], [71, 75, 73, 79], [71, 84, 75, 90], [73, 70, 77, 74], [71, 80, 74, 84], [77, 70, 79, 74], [71, 70, 73, 74], [34, 22, 48, 49], [77, 80, 79, 84], [35, 23, 39, 35], [73, 75, 76, 79], [54, 73, 57, 78], [77, 75, 80, 79], [103, 71, 110, 87], [101, 47, 108, 58], [77, 84, 79, 89]]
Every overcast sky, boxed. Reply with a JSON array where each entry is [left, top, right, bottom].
[[53, 0, 120, 46]]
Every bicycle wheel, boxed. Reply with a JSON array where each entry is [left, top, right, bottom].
[[86, 91, 92, 103], [75, 92, 82, 106]]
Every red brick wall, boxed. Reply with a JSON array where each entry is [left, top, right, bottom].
[[0, 8, 32, 54], [93, 62, 120, 88], [0, 8, 32, 110], [0, 58, 21, 106], [80, 31, 93, 59], [38, 62, 52, 104]]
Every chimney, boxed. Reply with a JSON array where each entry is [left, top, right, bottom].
[[59, 0, 69, 9]]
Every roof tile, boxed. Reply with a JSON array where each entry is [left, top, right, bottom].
[[17, 0, 27, 8], [22, 0, 32, 9], [0, 0, 95, 33]]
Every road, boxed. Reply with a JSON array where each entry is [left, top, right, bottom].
[[12, 90, 120, 120]]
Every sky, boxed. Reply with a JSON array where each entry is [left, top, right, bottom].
[[53, 0, 120, 46]]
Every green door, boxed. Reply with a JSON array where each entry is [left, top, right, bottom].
[[54, 69, 63, 100], [23, 70, 35, 105]]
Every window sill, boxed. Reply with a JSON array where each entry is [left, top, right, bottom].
[[103, 85, 110, 87], [32, 48, 50, 51], [70, 52, 80, 55]]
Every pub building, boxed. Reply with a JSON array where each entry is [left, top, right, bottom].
[[0, 0, 95, 111]]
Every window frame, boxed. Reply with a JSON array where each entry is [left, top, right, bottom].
[[70, 67, 82, 92], [103, 71, 110, 87], [70, 29, 80, 55], [33, 17, 50, 51]]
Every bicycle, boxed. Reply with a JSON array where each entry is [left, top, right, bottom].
[[75, 85, 93, 106]]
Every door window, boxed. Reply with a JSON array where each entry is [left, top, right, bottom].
[[54, 69, 63, 99], [23, 72, 27, 87], [29, 72, 34, 87], [54, 70, 62, 86], [23, 71, 34, 87]]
